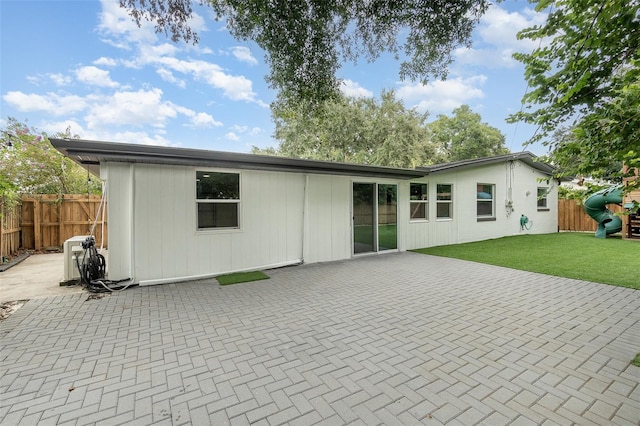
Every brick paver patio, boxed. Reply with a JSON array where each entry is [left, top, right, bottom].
[[1, 252, 638, 425]]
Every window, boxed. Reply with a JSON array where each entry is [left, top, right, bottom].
[[477, 183, 495, 220], [196, 171, 240, 229], [410, 183, 428, 220], [436, 184, 453, 219], [537, 187, 549, 210]]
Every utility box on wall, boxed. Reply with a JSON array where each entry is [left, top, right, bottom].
[[62, 235, 88, 284]]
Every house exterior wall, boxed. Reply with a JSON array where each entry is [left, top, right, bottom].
[[303, 175, 352, 264], [402, 160, 558, 250], [104, 162, 306, 285], [103, 158, 558, 285]]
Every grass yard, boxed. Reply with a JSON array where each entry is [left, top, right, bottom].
[[412, 232, 639, 290]]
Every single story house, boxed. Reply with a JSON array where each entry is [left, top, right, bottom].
[[51, 138, 559, 286]]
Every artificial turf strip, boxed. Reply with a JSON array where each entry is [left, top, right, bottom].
[[216, 271, 269, 285]]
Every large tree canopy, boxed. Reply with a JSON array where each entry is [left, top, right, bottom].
[[253, 91, 444, 168], [428, 105, 509, 162], [120, 0, 489, 103], [508, 0, 640, 187]]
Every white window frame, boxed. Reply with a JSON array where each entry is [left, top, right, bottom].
[[537, 187, 549, 211], [196, 170, 241, 231], [477, 183, 496, 221], [409, 182, 428, 221], [436, 183, 453, 220]]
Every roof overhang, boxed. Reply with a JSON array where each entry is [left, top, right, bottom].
[[50, 138, 427, 180], [417, 151, 557, 176]]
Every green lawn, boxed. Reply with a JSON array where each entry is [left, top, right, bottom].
[[412, 233, 639, 290]]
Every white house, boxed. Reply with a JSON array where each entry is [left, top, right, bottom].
[[51, 139, 559, 286]]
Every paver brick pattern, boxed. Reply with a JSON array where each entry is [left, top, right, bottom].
[[1, 252, 638, 425]]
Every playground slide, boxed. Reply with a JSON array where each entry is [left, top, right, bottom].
[[583, 186, 623, 238]]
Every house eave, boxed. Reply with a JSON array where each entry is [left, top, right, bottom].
[[417, 152, 557, 176], [50, 138, 427, 180]]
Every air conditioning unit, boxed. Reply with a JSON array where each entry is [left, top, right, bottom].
[[62, 236, 89, 283]]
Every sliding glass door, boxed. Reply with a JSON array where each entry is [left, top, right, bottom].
[[352, 182, 397, 254], [377, 184, 397, 251], [353, 183, 376, 254]]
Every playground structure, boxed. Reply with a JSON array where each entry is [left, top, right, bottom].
[[584, 186, 623, 238]]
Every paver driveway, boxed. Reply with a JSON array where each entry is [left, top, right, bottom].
[[1, 252, 639, 425]]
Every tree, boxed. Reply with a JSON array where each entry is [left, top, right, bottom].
[[508, 0, 640, 189], [120, 0, 490, 104], [428, 105, 509, 162], [252, 91, 444, 168], [0, 118, 101, 197]]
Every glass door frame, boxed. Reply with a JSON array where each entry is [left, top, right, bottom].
[[351, 181, 398, 256]]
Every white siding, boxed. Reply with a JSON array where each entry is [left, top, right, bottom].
[[103, 158, 558, 285], [303, 175, 351, 263], [402, 161, 559, 250], [102, 163, 134, 281], [106, 162, 306, 285]]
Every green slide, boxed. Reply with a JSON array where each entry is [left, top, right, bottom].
[[584, 186, 623, 238]]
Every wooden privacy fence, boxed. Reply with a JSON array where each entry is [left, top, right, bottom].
[[0, 194, 108, 258], [21, 194, 108, 251], [1, 198, 21, 259], [558, 198, 623, 232]]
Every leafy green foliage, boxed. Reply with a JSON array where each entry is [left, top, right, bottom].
[[509, 0, 640, 189], [428, 105, 509, 162], [0, 118, 101, 197], [120, 0, 490, 104], [254, 91, 445, 168]]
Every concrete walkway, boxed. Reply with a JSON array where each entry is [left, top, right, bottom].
[[0, 253, 85, 303], [0, 252, 638, 425]]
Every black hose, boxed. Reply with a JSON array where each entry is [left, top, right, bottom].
[[75, 236, 134, 293]]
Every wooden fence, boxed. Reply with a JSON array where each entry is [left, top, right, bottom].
[[558, 198, 623, 232], [1, 198, 21, 260], [0, 194, 108, 258]]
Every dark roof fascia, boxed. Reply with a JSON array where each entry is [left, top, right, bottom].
[[417, 152, 556, 176], [50, 138, 426, 180]]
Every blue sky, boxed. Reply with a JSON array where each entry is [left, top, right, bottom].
[[1, 0, 548, 156]]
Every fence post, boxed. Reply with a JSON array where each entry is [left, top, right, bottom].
[[33, 198, 42, 250]]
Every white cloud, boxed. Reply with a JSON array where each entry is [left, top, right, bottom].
[[225, 132, 239, 141], [231, 46, 258, 65], [156, 68, 186, 88], [455, 4, 548, 69], [48, 73, 72, 86], [97, 0, 157, 47], [340, 79, 373, 98], [109, 131, 172, 146], [95, 0, 263, 105], [230, 125, 262, 136], [39, 119, 89, 138], [84, 88, 179, 129], [94, 57, 117, 67], [76, 66, 119, 88], [143, 56, 259, 102], [396, 75, 486, 114], [189, 112, 223, 128], [3, 91, 87, 115]]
